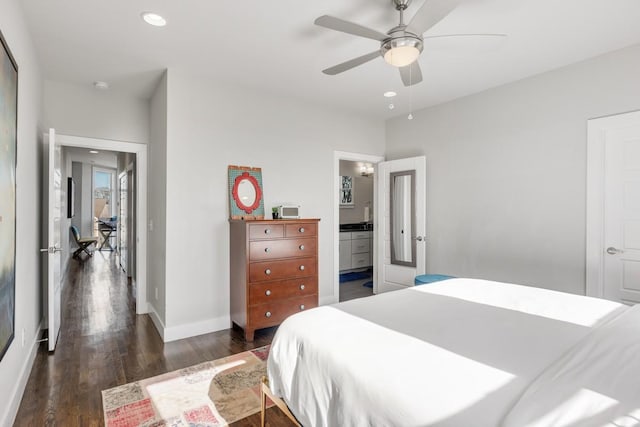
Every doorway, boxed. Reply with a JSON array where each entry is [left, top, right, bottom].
[[59, 135, 147, 307], [333, 151, 384, 304], [587, 110, 640, 304]]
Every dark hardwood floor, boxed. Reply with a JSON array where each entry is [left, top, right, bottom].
[[339, 278, 374, 302], [14, 251, 293, 426]]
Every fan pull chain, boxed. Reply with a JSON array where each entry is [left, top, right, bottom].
[[408, 65, 414, 120]]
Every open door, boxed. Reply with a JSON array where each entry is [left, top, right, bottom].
[[42, 128, 62, 351], [376, 156, 426, 293]]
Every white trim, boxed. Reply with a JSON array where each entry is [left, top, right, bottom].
[[56, 133, 149, 314], [165, 317, 230, 343], [332, 151, 385, 304], [586, 110, 640, 297], [147, 303, 165, 341], [2, 322, 42, 427], [147, 304, 230, 343]]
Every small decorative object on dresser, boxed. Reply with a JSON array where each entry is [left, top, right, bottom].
[[230, 219, 320, 341]]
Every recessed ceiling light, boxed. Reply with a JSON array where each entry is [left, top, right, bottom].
[[384, 91, 397, 98], [89, 150, 99, 154], [141, 12, 167, 27], [93, 81, 109, 90]]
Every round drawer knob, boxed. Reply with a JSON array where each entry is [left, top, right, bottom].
[[299, 265, 305, 271], [299, 227, 305, 233], [299, 284, 305, 290], [265, 311, 272, 318], [265, 290, 271, 296], [299, 245, 305, 250], [300, 305, 305, 310], [265, 269, 271, 275], [264, 247, 270, 253], [265, 229, 271, 234]]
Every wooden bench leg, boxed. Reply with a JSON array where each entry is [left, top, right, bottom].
[[261, 376, 301, 427], [261, 377, 267, 427]]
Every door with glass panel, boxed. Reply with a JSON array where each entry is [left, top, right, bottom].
[[93, 167, 116, 250]]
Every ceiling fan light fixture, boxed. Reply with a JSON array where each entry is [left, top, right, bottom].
[[381, 38, 423, 68]]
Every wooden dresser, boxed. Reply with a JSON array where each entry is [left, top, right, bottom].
[[230, 219, 320, 341]]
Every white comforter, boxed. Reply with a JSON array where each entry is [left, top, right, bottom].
[[267, 278, 629, 427]]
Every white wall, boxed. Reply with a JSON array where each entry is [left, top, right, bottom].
[[0, 0, 43, 425], [43, 79, 149, 144], [386, 43, 640, 295], [147, 72, 168, 326], [160, 69, 384, 338], [339, 160, 374, 225]]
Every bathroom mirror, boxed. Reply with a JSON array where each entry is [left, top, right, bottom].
[[228, 165, 265, 219], [390, 170, 416, 267]]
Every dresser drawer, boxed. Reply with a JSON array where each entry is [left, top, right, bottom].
[[249, 277, 318, 305], [249, 224, 284, 240], [248, 295, 318, 328], [249, 257, 317, 282], [249, 238, 316, 261], [351, 238, 370, 254], [351, 252, 370, 269], [285, 223, 317, 238]]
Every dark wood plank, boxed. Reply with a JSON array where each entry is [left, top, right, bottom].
[[13, 252, 295, 426]]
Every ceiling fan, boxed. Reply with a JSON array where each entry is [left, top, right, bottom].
[[315, 0, 504, 86]]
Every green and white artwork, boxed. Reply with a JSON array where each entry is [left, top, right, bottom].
[[0, 31, 17, 362]]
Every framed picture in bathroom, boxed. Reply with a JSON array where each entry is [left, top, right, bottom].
[[340, 175, 354, 208]]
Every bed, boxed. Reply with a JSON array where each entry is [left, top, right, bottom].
[[266, 278, 640, 426]]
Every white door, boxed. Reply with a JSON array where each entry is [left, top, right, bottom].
[[376, 156, 426, 293], [603, 122, 640, 304], [43, 128, 62, 351]]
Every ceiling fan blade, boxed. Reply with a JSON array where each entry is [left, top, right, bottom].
[[400, 61, 423, 86], [323, 51, 380, 75], [315, 15, 388, 41], [406, 0, 462, 36]]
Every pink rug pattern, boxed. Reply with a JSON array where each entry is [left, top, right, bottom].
[[102, 346, 272, 427]]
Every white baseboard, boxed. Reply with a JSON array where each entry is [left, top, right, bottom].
[[147, 303, 165, 341], [163, 316, 231, 343], [2, 322, 42, 427], [146, 304, 229, 342]]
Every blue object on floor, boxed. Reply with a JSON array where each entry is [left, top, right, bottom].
[[414, 274, 455, 285], [339, 271, 371, 283], [362, 281, 373, 288]]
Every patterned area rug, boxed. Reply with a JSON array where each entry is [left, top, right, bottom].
[[102, 346, 272, 426]]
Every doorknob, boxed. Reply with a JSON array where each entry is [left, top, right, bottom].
[[40, 247, 62, 254], [412, 236, 425, 242], [606, 247, 624, 255]]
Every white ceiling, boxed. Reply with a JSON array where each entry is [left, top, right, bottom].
[[20, 0, 640, 118]]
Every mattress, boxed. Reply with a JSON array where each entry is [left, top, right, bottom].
[[267, 278, 630, 427]]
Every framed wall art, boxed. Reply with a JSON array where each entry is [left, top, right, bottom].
[[0, 29, 18, 362], [228, 165, 265, 220], [340, 175, 354, 208]]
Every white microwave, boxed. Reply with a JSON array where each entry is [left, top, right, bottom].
[[277, 205, 300, 219]]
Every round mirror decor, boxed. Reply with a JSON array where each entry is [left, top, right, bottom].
[[228, 165, 265, 219], [233, 174, 261, 213]]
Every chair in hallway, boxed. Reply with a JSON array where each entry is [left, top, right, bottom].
[[70, 225, 98, 259]]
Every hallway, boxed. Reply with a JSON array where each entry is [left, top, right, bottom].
[[14, 253, 284, 426]]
